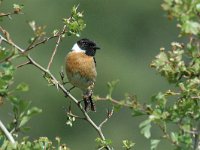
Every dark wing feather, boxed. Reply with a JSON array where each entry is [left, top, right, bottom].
[[93, 57, 96, 67]]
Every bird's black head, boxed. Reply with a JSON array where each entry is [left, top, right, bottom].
[[77, 38, 100, 56]]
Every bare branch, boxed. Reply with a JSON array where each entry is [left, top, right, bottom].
[[25, 37, 39, 51], [16, 61, 31, 68], [47, 25, 66, 70], [25, 26, 67, 53], [25, 36, 56, 52], [96, 96, 133, 108], [0, 12, 12, 17], [66, 111, 85, 120], [0, 120, 15, 144], [99, 107, 114, 128]]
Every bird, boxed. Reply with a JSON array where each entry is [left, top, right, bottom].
[[65, 38, 100, 111]]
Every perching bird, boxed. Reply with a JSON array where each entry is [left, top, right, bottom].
[[65, 38, 100, 111]]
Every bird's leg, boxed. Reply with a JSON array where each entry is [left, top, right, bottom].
[[83, 95, 90, 112], [88, 91, 96, 111], [82, 90, 96, 112]]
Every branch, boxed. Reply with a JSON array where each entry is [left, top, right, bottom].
[[0, 120, 15, 144], [0, 34, 112, 150], [0, 12, 13, 18], [24, 27, 67, 53], [99, 108, 114, 128], [16, 61, 31, 68], [96, 96, 134, 108], [47, 25, 66, 70]]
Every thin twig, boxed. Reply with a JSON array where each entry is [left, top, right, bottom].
[[16, 61, 31, 68], [25, 36, 39, 51], [67, 112, 85, 120], [25, 36, 57, 52], [0, 120, 15, 144], [0, 12, 12, 17], [96, 96, 133, 108], [0, 34, 112, 150], [47, 25, 66, 70], [25, 26, 67, 53], [99, 108, 114, 128]]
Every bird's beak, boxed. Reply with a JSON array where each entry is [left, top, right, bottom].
[[94, 46, 100, 50]]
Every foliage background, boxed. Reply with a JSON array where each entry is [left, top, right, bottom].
[[0, 0, 180, 149]]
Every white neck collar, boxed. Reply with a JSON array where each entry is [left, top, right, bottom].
[[71, 43, 85, 52]]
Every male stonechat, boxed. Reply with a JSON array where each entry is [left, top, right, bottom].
[[65, 38, 100, 111]]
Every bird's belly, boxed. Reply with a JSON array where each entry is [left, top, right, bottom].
[[67, 72, 94, 91]]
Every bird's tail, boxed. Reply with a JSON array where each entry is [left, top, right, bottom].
[[83, 91, 96, 112]]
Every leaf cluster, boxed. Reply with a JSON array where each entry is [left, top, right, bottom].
[[0, 136, 70, 150]]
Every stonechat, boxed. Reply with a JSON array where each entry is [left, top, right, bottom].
[[65, 38, 100, 111]]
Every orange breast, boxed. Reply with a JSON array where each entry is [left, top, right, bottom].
[[65, 52, 97, 90]]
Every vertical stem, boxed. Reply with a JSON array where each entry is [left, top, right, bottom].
[[0, 120, 15, 144], [47, 25, 66, 70]]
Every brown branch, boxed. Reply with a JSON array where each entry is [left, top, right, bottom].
[[0, 12, 12, 17], [99, 107, 114, 128], [66, 111, 85, 120], [96, 96, 134, 108], [16, 61, 31, 68], [25, 36, 57, 52], [25, 27, 67, 53], [25, 36, 39, 51], [47, 25, 66, 70]]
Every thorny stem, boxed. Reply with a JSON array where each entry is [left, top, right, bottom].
[[0, 34, 111, 150], [0, 120, 15, 144]]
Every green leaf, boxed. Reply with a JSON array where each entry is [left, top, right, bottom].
[[27, 107, 42, 116], [122, 140, 135, 150], [182, 21, 200, 35], [16, 83, 29, 92], [171, 132, 178, 144], [66, 115, 75, 127], [63, 5, 86, 37], [139, 119, 152, 139], [19, 116, 30, 127], [107, 80, 119, 98], [95, 137, 112, 148], [19, 107, 42, 127], [151, 139, 160, 150]]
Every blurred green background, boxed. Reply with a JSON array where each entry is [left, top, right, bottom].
[[0, 0, 180, 149]]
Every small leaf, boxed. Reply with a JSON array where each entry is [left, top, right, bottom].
[[16, 83, 29, 92], [151, 139, 160, 150], [122, 140, 135, 150], [107, 80, 119, 98], [171, 132, 178, 144], [182, 21, 200, 35], [19, 116, 30, 127], [139, 119, 152, 139], [27, 107, 42, 116], [13, 4, 24, 14]]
